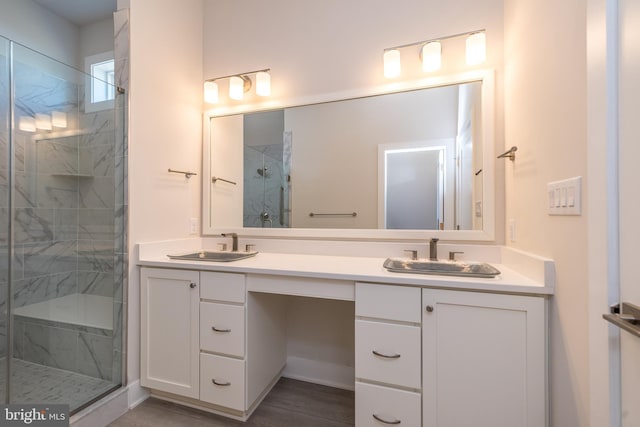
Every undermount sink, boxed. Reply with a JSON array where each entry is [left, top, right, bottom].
[[168, 251, 258, 262], [383, 258, 500, 278]]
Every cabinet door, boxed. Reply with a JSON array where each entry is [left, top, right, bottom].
[[141, 268, 200, 398], [422, 289, 546, 427]]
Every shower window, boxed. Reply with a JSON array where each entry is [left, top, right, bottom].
[[85, 51, 116, 112]]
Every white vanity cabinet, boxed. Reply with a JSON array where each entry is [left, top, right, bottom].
[[422, 289, 547, 427], [199, 272, 247, 411], [140, 268, 200, 398], [140, 267, 286, 419], [354, 283, 422, 426]]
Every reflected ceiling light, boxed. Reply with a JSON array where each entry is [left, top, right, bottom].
[[35, 113, 52, 130], [383, 49, 401, 78], [51, 111, 67, 128], [421, 41, 442, 72], [204, 81, 219, 104], [382, 29, 486, 77], [204, 68, 271, 104], [19, 117, 36, 133], [466, 32, 486, 65]]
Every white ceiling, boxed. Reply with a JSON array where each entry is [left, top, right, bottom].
[[32, 0, 117, 26]]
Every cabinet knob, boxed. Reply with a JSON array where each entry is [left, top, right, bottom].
[[189, 283, 197, 289], [426, 305, 434, 313]]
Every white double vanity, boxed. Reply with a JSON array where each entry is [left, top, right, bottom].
[[138, 239, 553, 426]]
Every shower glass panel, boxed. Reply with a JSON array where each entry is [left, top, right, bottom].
[[0, 38, 125, 413], [243, 110, 290, 228], [0, 35, 9, 403]]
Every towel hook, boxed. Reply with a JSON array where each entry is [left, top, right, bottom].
[[497, 146, 518, 161]]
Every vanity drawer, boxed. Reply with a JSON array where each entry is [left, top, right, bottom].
[[201, 272, 246, 303], [355, 282, 421, 323], [355, 381, 421, 427], [355, 319, 421, 389], [200, 302, 245, 357], [200, 353, 245, 411]]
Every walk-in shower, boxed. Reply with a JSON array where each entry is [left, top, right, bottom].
[[243, 110, 291, 228], [0, 36, 125, 413]]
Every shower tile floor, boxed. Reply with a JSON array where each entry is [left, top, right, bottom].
[[0, 358, 117, 411]]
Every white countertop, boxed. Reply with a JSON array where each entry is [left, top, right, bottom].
[[138, 247, 554, 296]]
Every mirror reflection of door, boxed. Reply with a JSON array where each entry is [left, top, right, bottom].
[[383, 146, 444, 230]]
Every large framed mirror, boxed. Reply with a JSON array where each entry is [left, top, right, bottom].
[[203, 70, 495, 241]]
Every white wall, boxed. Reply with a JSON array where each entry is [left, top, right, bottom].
[[0, 0, 79, 67], [128, 0, 203, 383], [79, 17, 115, 60], [504, 0, 592, 425]]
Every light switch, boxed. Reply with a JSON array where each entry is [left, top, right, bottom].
[[547, 176, 582, 215]]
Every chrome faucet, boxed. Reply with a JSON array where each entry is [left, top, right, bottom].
[[429, 238, 439, 261], [221, 233, 238, 251]]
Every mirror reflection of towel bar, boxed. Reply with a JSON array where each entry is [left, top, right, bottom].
[[309, 212, 357, 217], [212, 176, 237, 185]]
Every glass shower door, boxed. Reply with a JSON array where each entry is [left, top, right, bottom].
[[0, 35, 10, 404], [3, 40, 124, 413]]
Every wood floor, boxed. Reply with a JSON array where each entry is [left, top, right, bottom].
[[109, 378, 355, 426]]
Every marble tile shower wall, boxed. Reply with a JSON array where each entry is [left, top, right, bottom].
[[0, 53, 125, 383], [243, 144, 288, 228]]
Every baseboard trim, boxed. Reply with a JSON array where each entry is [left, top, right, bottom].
[[282, 356, 355, 391]]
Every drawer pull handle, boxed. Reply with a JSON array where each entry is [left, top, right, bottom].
[[372, 414, 401, 424], [372, 350, 401, 359], [212, 379, 231, 386], [211, 326, 231, 333]]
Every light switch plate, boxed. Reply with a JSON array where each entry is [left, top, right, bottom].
[[547, 176, 582, 215]]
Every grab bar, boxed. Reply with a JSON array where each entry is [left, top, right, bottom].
[[279, 186, 285, 226], [212, 176, 237, 185], [309, 212, 357, 217], [603, 302, 640, 338]]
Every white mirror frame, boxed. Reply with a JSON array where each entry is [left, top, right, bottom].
[[203, 69, 495, 241]]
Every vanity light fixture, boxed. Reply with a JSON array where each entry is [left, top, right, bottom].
[[204, 81, 219, 104], [421, 41, 442, 72], [204, 68, 271, 104], [383, 49, 401, 78], [383, 29, 486, 78], [465, 32, 486, 65]]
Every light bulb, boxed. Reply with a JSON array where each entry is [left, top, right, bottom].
[[204, 81, 219, 103], [422, 42, 442, 72], [229, 76, 245, 100], [466, 32, 486, 66], [383, 49, 401, 78], [256, 71, 271, 97]]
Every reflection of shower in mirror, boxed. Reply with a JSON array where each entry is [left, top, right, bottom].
[[257, 167, 270, 177]]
